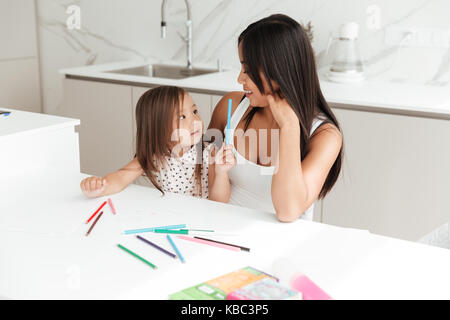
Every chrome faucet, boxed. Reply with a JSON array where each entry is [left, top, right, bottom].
[[161, 0, 193, 70]]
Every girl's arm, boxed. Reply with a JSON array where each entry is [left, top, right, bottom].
[[80, 157, 144, 198], [267, 95, 342, 222], [208, 144, 236, 203]]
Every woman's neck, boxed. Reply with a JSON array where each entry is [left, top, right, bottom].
[[259, 106, 279, 128]]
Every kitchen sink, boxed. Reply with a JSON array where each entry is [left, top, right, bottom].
[[105, 64, 219, 79]]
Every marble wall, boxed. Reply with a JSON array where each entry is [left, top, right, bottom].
[[36, 0, 450, 114]]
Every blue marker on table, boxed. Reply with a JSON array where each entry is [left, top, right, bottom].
[[167, 235, 185, 263], [124, 224, 186, 235], [225, 99, 232, 145]]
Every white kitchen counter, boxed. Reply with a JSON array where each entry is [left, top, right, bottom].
[[0, 107, 79, 140], [320, 76, 450, 119], [60, 60, 242, 96], [60, 60, 450, 119], [2, 171, 450, 299], [0, 108, 80, 180]]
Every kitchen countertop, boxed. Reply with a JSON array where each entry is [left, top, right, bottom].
[[60, 60, 242, 96], [60, 60, 450, 119], [0, 107, 80, 140]]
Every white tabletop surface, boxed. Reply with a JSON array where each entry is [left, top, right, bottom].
[[1, 172, 450, 300], [0, 108, 80, 140], [60, 60, 450, 117]]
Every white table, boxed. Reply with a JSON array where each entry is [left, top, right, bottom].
[[1, 172, 450, 299]]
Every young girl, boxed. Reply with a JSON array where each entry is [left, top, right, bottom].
[[80, 86, 235, 202]]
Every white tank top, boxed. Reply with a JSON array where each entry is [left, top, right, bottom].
[[227, 97, 326, 221]]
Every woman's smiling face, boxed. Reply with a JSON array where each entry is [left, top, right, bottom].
[[237, 42, 270, 107]]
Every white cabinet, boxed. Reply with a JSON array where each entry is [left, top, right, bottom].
[[0, 58, 42, 113], [322, 107, 450, 241], [60, 79, 134, 178], [0, 0, 41, 113], [0, 108, 80, 181]]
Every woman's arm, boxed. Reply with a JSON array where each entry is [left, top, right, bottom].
[[80, 157, 144, 198], [267, 95, 342, 222]]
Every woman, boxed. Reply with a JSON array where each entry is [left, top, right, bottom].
[[208, 14, 343, 222]]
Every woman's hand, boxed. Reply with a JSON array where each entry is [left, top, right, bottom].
[[266, 94, 299, 130], [80, 176, 107, 198], [214, 143, 236, 175]]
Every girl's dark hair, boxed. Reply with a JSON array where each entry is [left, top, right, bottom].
[[134, 86, 204, 197], [238, 14, 343, 198]]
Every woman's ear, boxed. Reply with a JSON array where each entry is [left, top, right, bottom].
[[274, 88, 284, 99], [269, 79, 284, 99]]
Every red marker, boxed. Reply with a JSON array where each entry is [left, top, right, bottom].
[[86, 201, 107, 224], [107, 198, 117, 215]]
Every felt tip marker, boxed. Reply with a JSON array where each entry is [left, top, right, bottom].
[[225, 98, 232, 144]]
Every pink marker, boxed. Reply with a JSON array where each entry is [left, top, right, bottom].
[[177, 235, 240, 252], [290, 274, 332, 300], [107, 198, 117, 215], [272, 258, 332, 300]]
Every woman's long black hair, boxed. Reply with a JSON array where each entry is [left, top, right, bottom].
[[239, 14, 343, 198]]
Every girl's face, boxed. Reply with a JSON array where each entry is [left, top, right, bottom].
[[237, 42, 277, 107], [171, 92, 203, 148]]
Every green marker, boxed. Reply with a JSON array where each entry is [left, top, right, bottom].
[[117, 244, 157, 269], [154, 229, 189, 235]]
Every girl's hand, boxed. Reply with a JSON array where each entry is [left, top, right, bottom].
[[266, 94, 299, 130], [80, 176, 107, 198], [214, 143, 236, 175]]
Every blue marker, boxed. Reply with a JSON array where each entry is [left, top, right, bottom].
[[167, 235, 185, 263], [124, 224, 186, 235], [225, 99, 232, 144]]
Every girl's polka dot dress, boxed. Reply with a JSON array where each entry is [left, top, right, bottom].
[[153, 143, 212, 199]]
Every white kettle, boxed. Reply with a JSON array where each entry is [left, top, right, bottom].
[[326, 22, 365, 83]]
